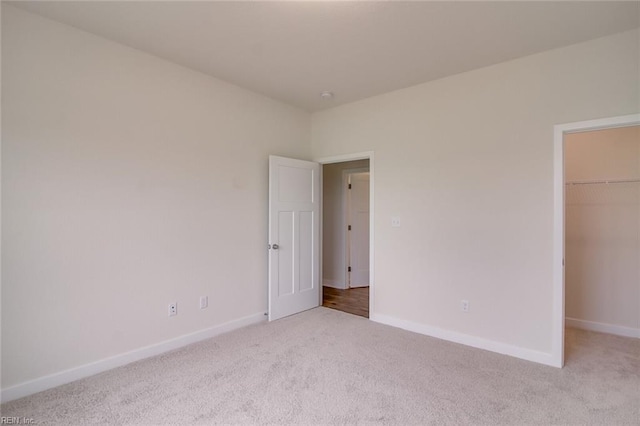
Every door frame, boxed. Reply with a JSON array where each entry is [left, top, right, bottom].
[[316, 151, 375, 316], [343, 167, 370, 289], [552, 113, 639, 368]]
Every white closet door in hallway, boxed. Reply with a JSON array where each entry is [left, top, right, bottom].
[[347, 172, 370, 288]]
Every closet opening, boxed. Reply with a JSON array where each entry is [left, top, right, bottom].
[[564, 126, 639, 335], [553, 114, 639, 367]]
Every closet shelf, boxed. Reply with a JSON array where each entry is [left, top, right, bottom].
[[565, 178, 640, 186]]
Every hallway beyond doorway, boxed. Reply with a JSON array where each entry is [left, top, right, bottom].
[[322, 286, 369, 318]]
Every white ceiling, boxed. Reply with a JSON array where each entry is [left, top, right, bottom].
[[9, 1, 640, 112]]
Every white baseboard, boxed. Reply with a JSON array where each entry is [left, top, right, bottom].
[[565, 317, 639, 338], [370, 313, 557, 368], [322, 279, 346, 289], [1, 312, 266, 403]]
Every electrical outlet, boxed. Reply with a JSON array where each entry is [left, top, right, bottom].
[[391, 217, 401, 227], [168, 303, 177, 317], [199, 296, 208, 309], [461, 300, 469, 312]]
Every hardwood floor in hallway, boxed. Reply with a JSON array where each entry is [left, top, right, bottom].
[[322, 286, 369, 318]]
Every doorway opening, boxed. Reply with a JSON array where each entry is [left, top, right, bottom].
[[553, 114, 640, 367], [317, 153, 373, 318], [563, 125, 639, 362]]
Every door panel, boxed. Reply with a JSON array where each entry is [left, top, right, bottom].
[[269, 156, 320, 321], [299, 211, 314, 292], [277, 211, 294, 296], [278, 166, 314, 203]]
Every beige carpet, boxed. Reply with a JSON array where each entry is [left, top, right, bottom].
[[2, 307, 638, 425]]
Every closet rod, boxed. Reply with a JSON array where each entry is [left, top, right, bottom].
[[565, 178, 640, 186]]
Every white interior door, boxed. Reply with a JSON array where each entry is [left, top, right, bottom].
[[268, 156, 320, 321], [348, 172, 370, 288]]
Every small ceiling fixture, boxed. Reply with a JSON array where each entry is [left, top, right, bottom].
[[320, 91, 334, 100]]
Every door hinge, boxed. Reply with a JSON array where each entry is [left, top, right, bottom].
[[348, 266, 352, 272], [348, 183, 352, 189], [348, 225, 352, 231]]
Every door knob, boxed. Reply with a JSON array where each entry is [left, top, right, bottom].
[[272, 244, 279, 250]]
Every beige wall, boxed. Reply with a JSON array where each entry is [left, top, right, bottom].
[[1, 6, 310, 388], [565, 126, 639, 333], [311, 29, 639, 357], [322, 160, 369, 288]]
